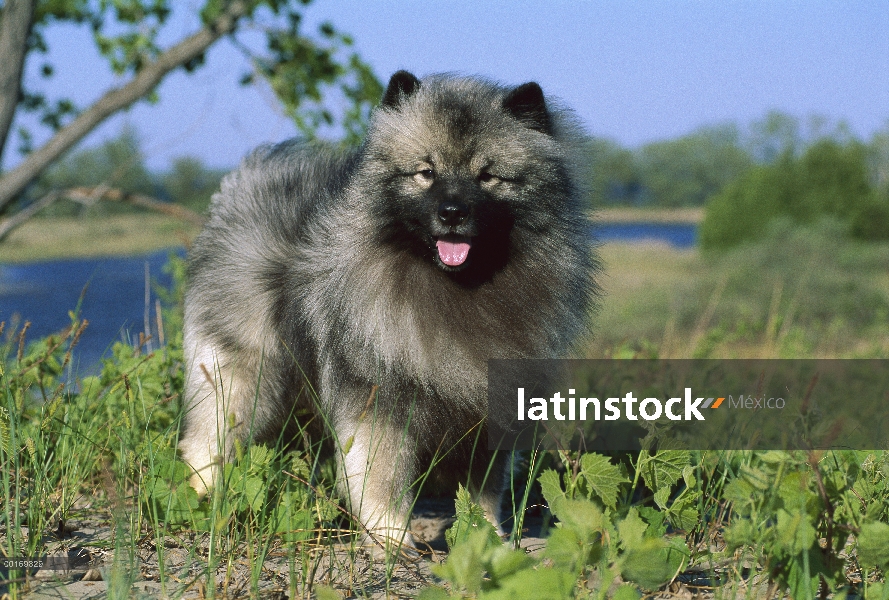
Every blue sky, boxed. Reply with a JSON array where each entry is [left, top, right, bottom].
[[6, 0, 889, 171]]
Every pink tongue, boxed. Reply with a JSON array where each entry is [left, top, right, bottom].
[[436, 237, 471, 266]]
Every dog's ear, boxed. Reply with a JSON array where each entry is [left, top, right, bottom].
[[503, 82, 550, 134], [381, 71, 421, 108]]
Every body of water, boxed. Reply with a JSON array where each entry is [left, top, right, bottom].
[[0, 223, 696, 369], [592, 222, 697, 248], [0, 251, 179, 369]]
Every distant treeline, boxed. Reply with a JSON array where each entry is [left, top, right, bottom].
[[589, 111, 889, 247], [586, 111, 889, 207], [26, 125, 228, 217], [24, 111, 889, 249]]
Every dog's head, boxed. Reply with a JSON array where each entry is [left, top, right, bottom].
[[358, 71, 574, 283]]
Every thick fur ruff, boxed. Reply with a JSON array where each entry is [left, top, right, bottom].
[[179, 72, 598, 555]]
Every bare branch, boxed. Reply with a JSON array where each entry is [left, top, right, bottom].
[[0, 0, 37, 166], [67, 186, 207, 225], [0, 189, 62, 242], [0, 0, 248, 214], [0, 185, 205, 243]]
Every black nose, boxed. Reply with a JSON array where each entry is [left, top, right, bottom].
[[437, 201, 469, 226]]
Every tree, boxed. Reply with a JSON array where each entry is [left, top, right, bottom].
[[36, 125, 153, 196], [700, 138, 889, 250], [698, 157, 798, 250], [745, 111, 802, 163], [636, 124, 752, 207], [584, 137, 641, 206], [161, 156, 227, 212], [868, 121, 889, 194], [0, 0, 382, 236], [583, 126, 753, 208]]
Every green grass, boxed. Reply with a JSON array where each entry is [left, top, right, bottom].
[[593, 219, 889, 358], [1, 223, 888, 598], [0, 214, 202, 263], [593, 206, 703, 224]]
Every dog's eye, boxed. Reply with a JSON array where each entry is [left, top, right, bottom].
[[412, 168, 435, 186], [478, 171, 501, 184]]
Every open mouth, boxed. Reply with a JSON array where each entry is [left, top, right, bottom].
[[435, 235, 472, 267]]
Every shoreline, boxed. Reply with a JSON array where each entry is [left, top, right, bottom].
[[0, 213, 202, 264], [0, 208, 701, 264], [592, 206, 703, 224]]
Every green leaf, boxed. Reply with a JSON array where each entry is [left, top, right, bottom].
[[723, 478, 756, 512], [785, 552, 820, 600], [737, 464, 772, 491], [665, 490, 701, 531], [543, 527, 585, 573], [272, 502, 315, 542], [539, 469, 566, 513], [639, 450, 690, 496], [247, 444, 274, 473], [290, 453, 312, 480], [617, 508, 649, 551], [487, 545, 535, 584], [314, 586, 342, 600], [445, 484, 501, 550], [312, 494, 339, 522], [620, 537, 686, 591], [776, 508, 816, 554], [480, 566, 577, 600], [653, 486, 671, 510], [637, 506, 667, 538], [760, 450, 790, 464], [433, 529, 489, 595], [681, 464, 697, 488], [200, 0, 225, 24], [777, 471, 811, 510], [858, 521, 889, 568], [864, 582, 885, 600], [156, 458, 191, 483], [416, 587, 455, 600], [579, 453, 629, 509], [142, 458, 204, 527], [551, 498, 604, 543], [611, 584, 642, 600], [244, 475, 266, 513], [723, 519, 758, 551]]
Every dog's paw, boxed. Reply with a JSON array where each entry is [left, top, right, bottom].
[[362, 530, 422, 562], [188, 471, 211, 498]]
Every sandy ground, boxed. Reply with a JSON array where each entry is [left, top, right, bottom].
[[2, 497, 822, 599], [2, 498, 551, 600]]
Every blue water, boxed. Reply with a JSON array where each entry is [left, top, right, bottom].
[[0, 250, 180, 370], [592, 222, 697, 248], [0, 223, 697, 369]]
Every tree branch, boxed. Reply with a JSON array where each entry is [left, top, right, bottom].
[[0, 0, 247, 215], [67, 186, 206, 225], [0, 189, 61, 242], [0, 185, 205, 243], [0, 0, 37, 166]]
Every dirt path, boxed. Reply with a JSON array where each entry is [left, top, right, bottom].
[[5, 501, 763, 599], [4, 498, 548, 599]]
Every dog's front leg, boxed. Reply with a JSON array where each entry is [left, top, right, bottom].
[[334, 416, 419, 558]]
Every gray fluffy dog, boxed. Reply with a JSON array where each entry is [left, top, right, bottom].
[[179, 71, 597, 555]]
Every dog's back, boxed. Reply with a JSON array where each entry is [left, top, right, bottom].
[[180, 142, 356, 493]]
